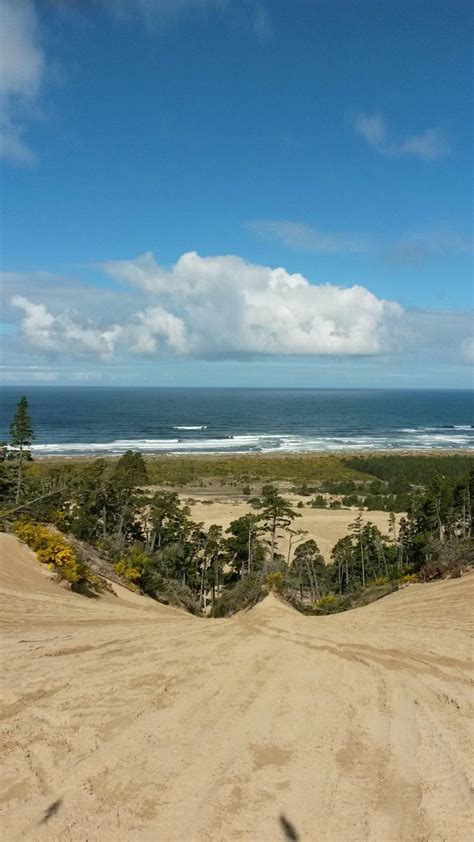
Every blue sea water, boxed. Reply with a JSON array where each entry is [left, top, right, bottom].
[[0, 387, 473, 456]]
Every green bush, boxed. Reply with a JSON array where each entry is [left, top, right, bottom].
[[311, 594, 346, 614], [213, 573, 263, 617]]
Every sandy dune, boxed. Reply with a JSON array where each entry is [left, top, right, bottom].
[[185, 498, 401, 562], [1, 533, 473, 841]]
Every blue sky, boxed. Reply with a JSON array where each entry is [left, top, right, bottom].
[[0, 0, 472, 387]]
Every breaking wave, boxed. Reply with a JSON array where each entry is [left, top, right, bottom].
[[30, 427, 474, 456]]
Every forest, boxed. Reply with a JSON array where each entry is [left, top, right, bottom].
[[2, 396, 473, 616]]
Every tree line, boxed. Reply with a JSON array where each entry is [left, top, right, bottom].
[[1, 396, 473, 614]]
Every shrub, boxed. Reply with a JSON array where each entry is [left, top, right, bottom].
[[418, 538, 474, 581], [140, 567, 200, 613], [213, 573, 262, 617], [114, 545, 151, 582], [266, 571, 285, 592], [312, 594, 345, 614], [371, 575, 389, 586], [400, 573, 417, 584], [11, 520, 105, 592], [114, 560, 142, 582]]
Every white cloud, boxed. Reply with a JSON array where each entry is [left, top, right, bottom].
[[352, 112, 450, 161], [102, 250, 402, 356], [0, 0, 45, 164], [387, 229, 474, 265], [129, 306, 189, 354], [11, 295, 122, 358], [6, 251, 473, 375], [247, 220, 370, 254]]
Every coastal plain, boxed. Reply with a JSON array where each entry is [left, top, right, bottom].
[[1, 532, 472, 841]]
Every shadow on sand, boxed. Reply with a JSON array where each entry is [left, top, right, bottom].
[[279, 812, 299, 840]]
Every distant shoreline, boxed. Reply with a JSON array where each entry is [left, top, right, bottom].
[[32, 448, 474, 462]]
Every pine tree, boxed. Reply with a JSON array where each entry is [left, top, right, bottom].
[[10, 396, 34, 504], [252, 485, 300, 569]]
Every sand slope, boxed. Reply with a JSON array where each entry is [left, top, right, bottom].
[[0, 533, 473, 841]]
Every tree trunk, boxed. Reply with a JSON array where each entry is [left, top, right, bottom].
[[200, 564, 205, 611], [15, 445, 23, 504], [270, 518, 276, 567], [435, 498, 444, 543], [305, 560, 316, 601], [309, 558, 320, 599], [360, 532, 366, 588], [211, 559, 217, 617]]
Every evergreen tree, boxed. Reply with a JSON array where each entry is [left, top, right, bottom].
[[226, 513, 263, 578], [9, 396, 34, 504], [252, 485, 300, 568], [293, 539, 325, 600]]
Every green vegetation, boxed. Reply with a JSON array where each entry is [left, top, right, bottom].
[[9, 396, 34, 504], [11, 520, 105, 594], [344, 454, 474, 486], [2, 397, 473, 615], [25, 452, 370, 488]]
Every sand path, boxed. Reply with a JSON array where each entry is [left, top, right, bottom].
[[0, 533, 472, 841]]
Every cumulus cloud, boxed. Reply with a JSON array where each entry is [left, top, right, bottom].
[[11, 295, 122, 358], [102, 250, 401, 356], [247, 220, 370, 254], [8, 251, 474, 374], [0, 0, 45, 164], [9, 253, 402, 359], [352, 112, 450, 161]]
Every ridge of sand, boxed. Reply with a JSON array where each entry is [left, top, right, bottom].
[[1, 533, 473, 841]]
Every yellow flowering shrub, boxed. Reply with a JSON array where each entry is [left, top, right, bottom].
[[400, 573, 418, 584], [11, 520, 105, 592], [114, 559, 142, 582], [114, 545, 150, 584]]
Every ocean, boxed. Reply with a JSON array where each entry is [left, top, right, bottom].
[[0, 387, 473, 456]]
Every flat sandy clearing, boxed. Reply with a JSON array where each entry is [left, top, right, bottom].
[[0, 533, 473, 841], [183, 497, 401, 562]]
